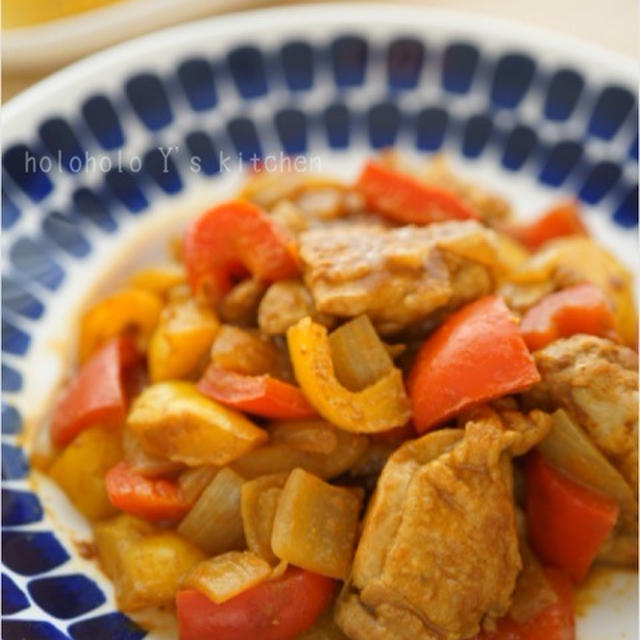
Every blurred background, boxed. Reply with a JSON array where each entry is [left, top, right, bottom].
[[2, 0, 638, 101]]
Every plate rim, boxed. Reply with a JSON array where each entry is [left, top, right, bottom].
[[3, 2, 637, 127]]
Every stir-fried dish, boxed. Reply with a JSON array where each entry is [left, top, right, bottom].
[[43, 154, 638, 640]]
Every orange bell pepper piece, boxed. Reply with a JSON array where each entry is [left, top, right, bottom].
[[525, 452, 619, 583], [520, 283, 617, 350], [105, 461, 192, 521], [50, 336, 141, 447], [355, 159, 479, 224], [287, 317, 411, 433], [474, 567, 575, 640], [511, 201, 588, 251], [407, 295, 540, 433], [183, 200, 300, 304], [197, 365, 317, 421]]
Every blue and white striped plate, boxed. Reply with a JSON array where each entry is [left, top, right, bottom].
[[2, 5, 637, 639]]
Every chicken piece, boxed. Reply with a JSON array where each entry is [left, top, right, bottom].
[[299, 221, 496, 335], [335, 408, 551, 640], [258, 280, 336, 335], [218, 279, 267, 325], [525, 335, 638, 494]]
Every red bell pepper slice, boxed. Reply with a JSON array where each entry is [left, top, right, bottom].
[[197, 365, 317, 420], [355, 160, 479, 224], [50, 336, 140, 447], [105, 461, 192, 521], [183, 200, 300, 304], [177, 566, 336, 640], [511, 201, 588, 251], [474, 567, 575, 640], [407, 295, 540, 433], [525, 452, 619, 583], [520, 283, 617, 351]]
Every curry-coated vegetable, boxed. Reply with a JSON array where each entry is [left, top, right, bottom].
[[328, 314, 393, 391], [473, 567, 575, 640], [520, 283, 617, 350], [537, 410, 636, 530], [127, 382, 267, 466], [49, 425, 123, 521], [287, 317, 411, 433], [105, 461, 193, 521], [50, 336, 139, 447], [80, 288, 163, 361], [211, 325, 286, 377], [122, 426, 183, 478], [241, 473, 289, 564], [177, 466, 218, 505], [184, 551, 273, 604], [269, 420, 339, 454], [408, 295, 540, 433], [183, 200, 300, 303], [94, 514, 205, 611], [513, 236, 637, 346], [177, 567, 336, 640], [148, 297, 219, 382], [493, 233, 531, 279], [231, 429, 368, 480], [178, 468, 245, 555], [356, 160, 480, 224], [271, 468, 362, 580], [525, 452, 619, 583], [198, 365, 317, 420]]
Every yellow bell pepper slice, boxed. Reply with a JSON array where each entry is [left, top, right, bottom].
[[80, 288, 163, 361], [287, 317, 411, 433], [127, 381, 268, 466], [148, 298, 219, 382]]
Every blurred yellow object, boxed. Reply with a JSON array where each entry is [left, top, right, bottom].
[[128, 264, 186, 297], [80, 288, 163, 362], [3, 0, 127, 28], [148, 298, 219, 382], [493, 233, 531, 278], [514, 237, 638, 346], [49, 425, 123, 521]]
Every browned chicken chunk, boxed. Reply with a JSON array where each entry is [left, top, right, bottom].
[[335, 408, 551, 640], [299, 221, 496, 335], [525, 335, 638, 494], [257, 279, 335, 335]]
